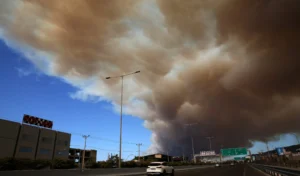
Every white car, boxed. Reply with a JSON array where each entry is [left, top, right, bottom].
[[146, 162, 174, 176], [215, 163, 221, 167]]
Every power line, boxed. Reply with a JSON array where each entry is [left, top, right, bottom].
[[71, 132, 144, 145], [86, 146, 138, 153]]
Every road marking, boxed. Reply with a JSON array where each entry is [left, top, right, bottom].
[[176, 166, 212, 171], [95, 166, 213, 176], [243, 166, 246, 176]]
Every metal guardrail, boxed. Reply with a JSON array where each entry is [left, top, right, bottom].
[[252, 164, 300, 176]]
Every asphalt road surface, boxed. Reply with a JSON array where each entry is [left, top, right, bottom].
[[172, 164, 266, 176]]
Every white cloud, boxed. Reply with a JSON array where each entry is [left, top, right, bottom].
[[15, 67, 31, 77]]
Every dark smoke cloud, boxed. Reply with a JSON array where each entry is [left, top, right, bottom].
[[1, 0, 300, 156]]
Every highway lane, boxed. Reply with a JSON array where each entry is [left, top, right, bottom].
[[173, 164, 267, 176]]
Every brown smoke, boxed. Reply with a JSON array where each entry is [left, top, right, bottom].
[[1, 0, 300, 155]]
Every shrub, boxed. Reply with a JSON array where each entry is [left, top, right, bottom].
[[0, 158, 51, 170], [52, 159, 76, 169], [97, 161, 114, 168], [85, 161, 100, 168]]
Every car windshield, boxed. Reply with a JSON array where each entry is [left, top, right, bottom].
[[150, 163, 162, 166]]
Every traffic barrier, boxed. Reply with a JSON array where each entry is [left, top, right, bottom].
[[251, 164, 300, 176]]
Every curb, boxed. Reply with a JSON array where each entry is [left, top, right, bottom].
[[118, 172, 145, 176]]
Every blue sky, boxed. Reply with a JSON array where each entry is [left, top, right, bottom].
[[0, 40, 152, 161], [0, 38, 299, 161]]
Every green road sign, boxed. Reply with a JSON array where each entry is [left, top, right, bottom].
[[221, 148, 247, 156], [234, 157, 245, 160]]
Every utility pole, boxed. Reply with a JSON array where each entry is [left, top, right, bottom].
[[266, 142, 270, 157], [248, 150, 252, 162], [191, 136, 195, 163], [206, 137, 214, 151], [167, 150, 169, 162], [136, 143, 142, 161], [184, 123, 197, 163], [220, 145, 223, 163], [82, 135, 90, 171], [106, 70, 140, 168]]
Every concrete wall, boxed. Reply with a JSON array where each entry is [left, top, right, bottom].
[[88, 150, 97, 163], [15, 124, 39, 159], [0, 119, 21, 158], [53, 132, 71, 160], [36, 128, 56, 160]]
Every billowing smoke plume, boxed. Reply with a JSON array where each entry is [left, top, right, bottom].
[[1, 0, 300, 155]]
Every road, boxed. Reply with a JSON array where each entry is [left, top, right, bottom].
[[172, 164, 266, 176], [0, 165, 267, 176]]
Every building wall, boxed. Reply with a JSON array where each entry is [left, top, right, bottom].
[[0, 119, 21, 158], [53, 132, 71, 160], [36, 128, 56, 160], [15, 124, 39, 159], [68, 148, 97, 163], [89, 150, 97, 163], [0, 118, 71, 160]]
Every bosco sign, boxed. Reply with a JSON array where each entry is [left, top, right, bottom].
[[199, 151, 216, 156], [22, 114, 53, 129]]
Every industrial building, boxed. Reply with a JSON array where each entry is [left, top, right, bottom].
[[68, 148, 97, 163], [139, 154, 174, 162], [0, 118, 71, 160]]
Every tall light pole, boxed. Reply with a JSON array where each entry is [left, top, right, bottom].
[[82, 135, 90, 171], [206, 137, 214, 151], [184, 123, 197, 163], [106, 70, 141, 168]]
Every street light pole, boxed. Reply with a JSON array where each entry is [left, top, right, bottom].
[[106, 70, 140, 168], [119, 75, 123, 167]]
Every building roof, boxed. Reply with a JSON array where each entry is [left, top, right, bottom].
[[69, 147, 97, 151]]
